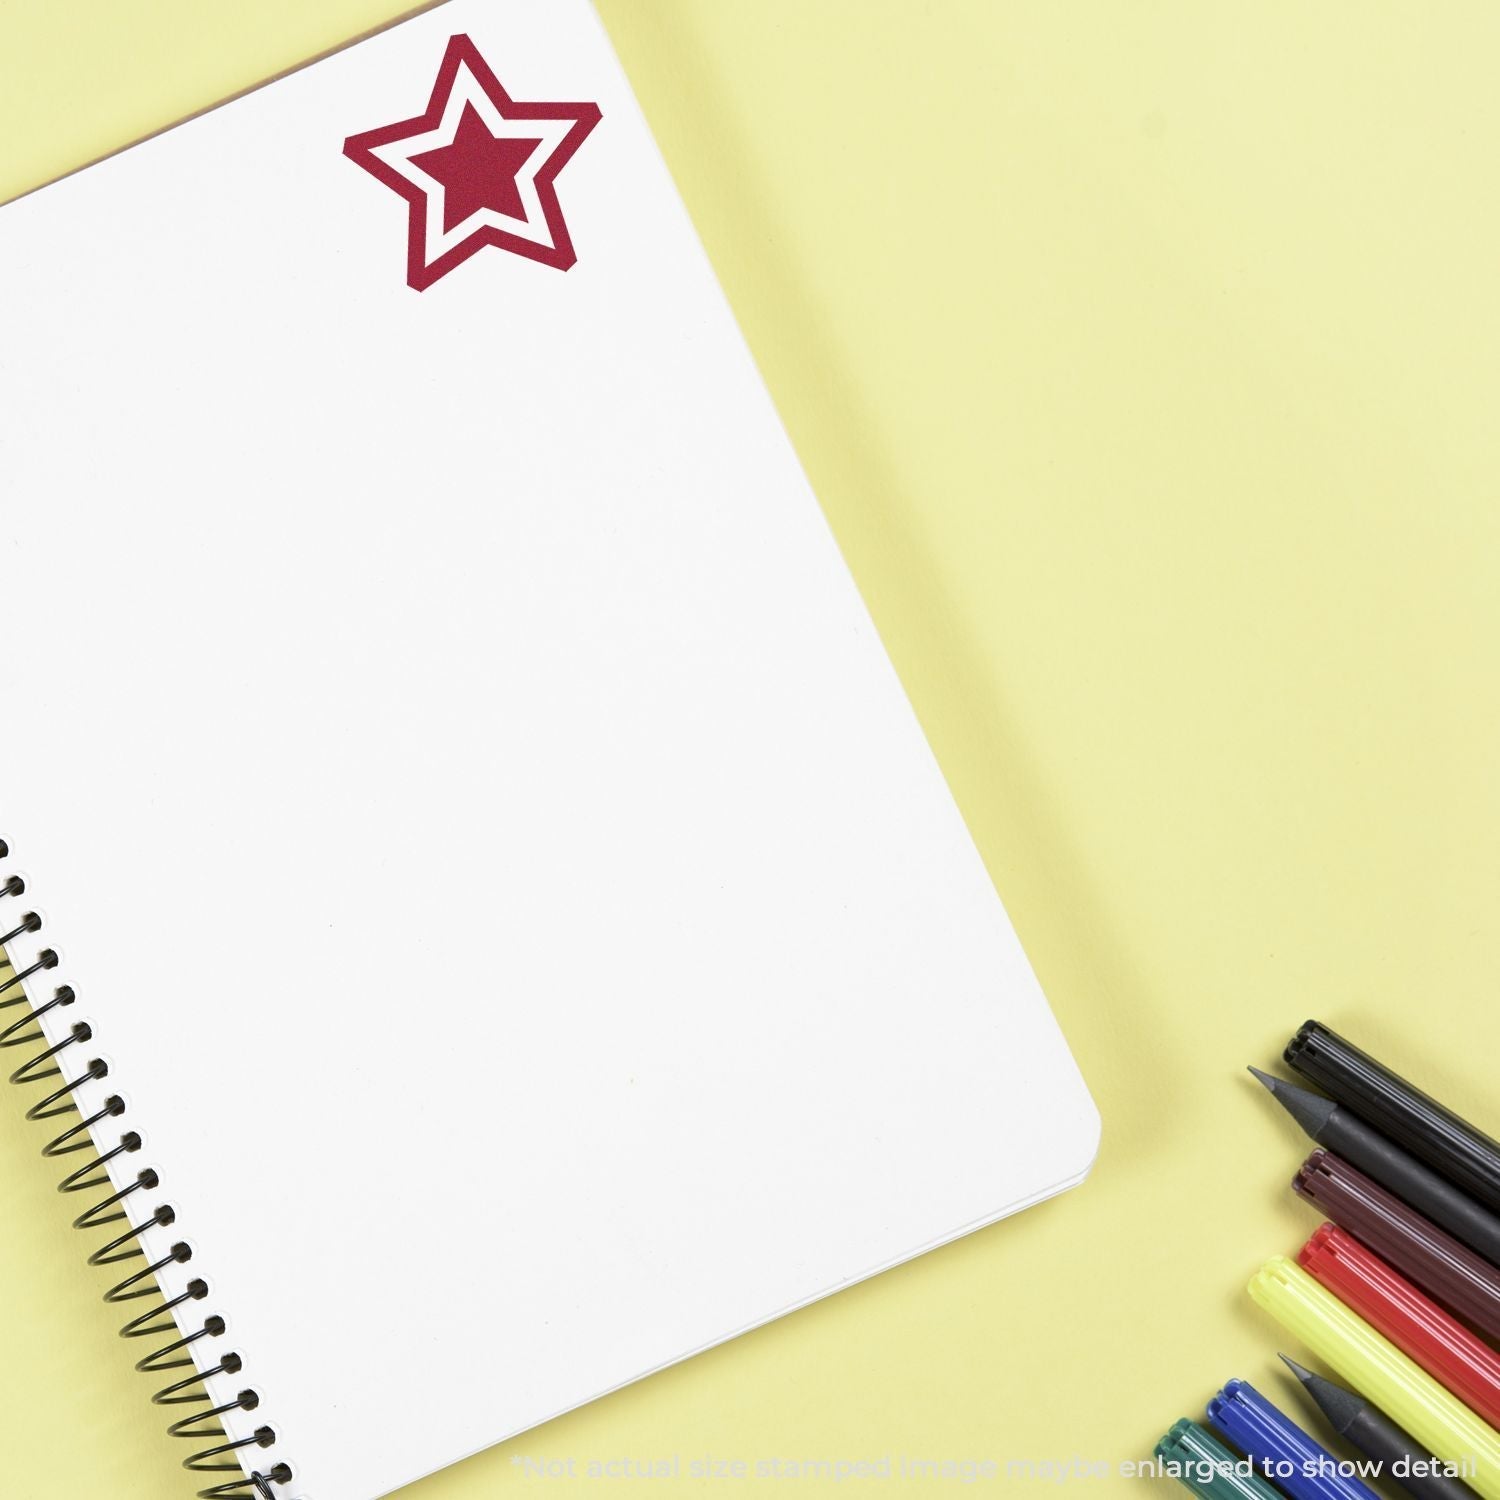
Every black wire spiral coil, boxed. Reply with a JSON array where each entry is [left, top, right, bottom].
[[0, 838, 295, 1500]]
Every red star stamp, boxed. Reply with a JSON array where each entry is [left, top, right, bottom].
[[344, 34, 601, 291]]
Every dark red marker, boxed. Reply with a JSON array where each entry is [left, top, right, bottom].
[[1294, 1150, 1500, 1343]]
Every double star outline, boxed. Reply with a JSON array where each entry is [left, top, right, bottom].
[[343, 33, 602, 291]]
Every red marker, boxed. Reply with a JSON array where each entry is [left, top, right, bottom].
[[1300, 1222, 1500, 1429]]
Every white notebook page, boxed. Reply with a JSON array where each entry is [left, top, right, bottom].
[[0, 4, 1097, 1498]]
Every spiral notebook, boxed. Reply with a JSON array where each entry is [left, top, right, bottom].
[[0, 3, 1098, 1498]]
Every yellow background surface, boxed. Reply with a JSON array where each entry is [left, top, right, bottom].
[[2, 3, 1498, 1498]]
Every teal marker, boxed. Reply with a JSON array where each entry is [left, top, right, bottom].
[[1154, 1419, 1285, 1500]]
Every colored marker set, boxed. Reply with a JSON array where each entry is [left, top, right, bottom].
[[1156, 1022, 1500, 1500]]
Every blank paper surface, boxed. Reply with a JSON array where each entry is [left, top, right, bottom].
[[0, 3, 1096, 1498]]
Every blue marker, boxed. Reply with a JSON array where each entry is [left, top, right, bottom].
[[1209, 1378, 1383, 1500]]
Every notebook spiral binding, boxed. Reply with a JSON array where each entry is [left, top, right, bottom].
[[0, 839, 296, 1500]]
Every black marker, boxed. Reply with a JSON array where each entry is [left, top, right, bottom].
[[1281, 1356, 1479, 1500], [1285, 1022, 1500, 1215], [1250, 1068, 1500, 1267]]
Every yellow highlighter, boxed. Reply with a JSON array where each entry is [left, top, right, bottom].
[[1249, 1256, 1500, 1500]]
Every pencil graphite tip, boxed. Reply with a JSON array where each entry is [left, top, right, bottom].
[[1247, 1065, 1337, 1140], [1278, 1355, 1361, 1434]]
